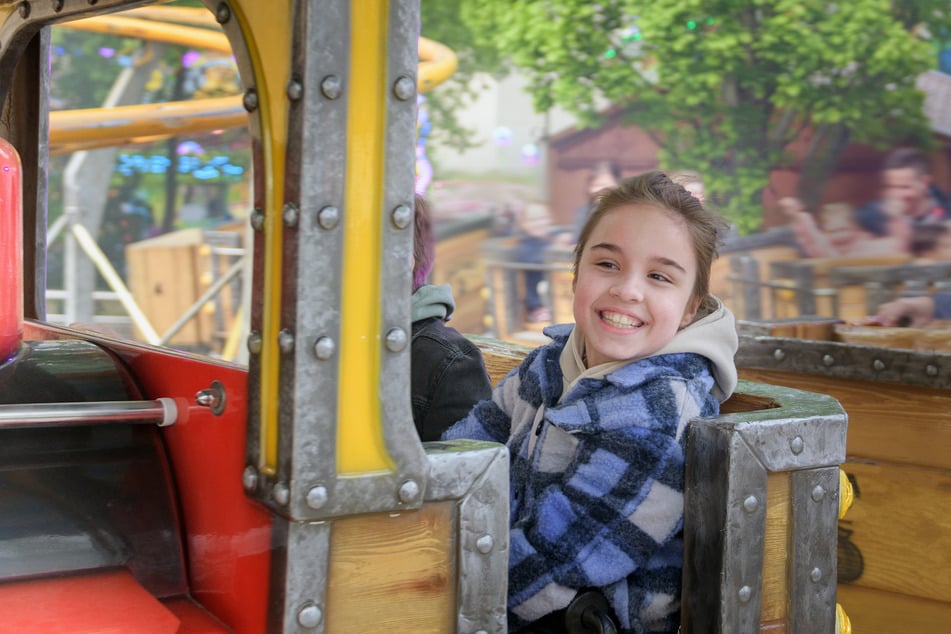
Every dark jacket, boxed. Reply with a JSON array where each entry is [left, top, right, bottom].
[[411, 285, 492, 441]]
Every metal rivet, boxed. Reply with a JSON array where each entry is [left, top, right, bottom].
[[297, 604, 323, 628], [386, 328, 408, 352], [247, 331, 263, 355], [278, 329, 295, 354], [317, 205, 340, 230], [242, 466, 258, 492], [476, 534, 494, 554], [87, 0, 97, 4], [738, 586, 752, 602], [790, 435, 804, 455], [287, 79, 303, 101], [773, 348, 785, 361], [391, 204, 412, 229], [250, 209, 265, 231], [810, 567, 823, 582], [398, 479, 420, 503], [320, 75, 342, 99], [273, 482, 290, 506], [872, 359, 885, 371], [822, 354, 835, 366], [243, 89, 259, 112], [926, 364, 939, 377], [475, 631, 488, 634], [743, 495, 758, 513], [214, 2, 231, 23], [17, 2, 30, 19], [306, 485, 329, 510], [314, 336, 336, 360], [52, 0, 64, 12], [811, 485, 826, 502], [283, 202, 299, 228], [393, 75, 415, 101]]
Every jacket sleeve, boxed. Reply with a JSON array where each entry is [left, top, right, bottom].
[[440, 362, 527, 444], [507, 376, 697, 622], [418, 341, 493, 441]]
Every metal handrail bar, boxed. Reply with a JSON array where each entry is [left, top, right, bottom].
[[0, 397, 178, 429]]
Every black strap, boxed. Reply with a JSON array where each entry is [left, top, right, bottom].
[[523, 589, 619, 634]]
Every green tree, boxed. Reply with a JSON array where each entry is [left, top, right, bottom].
[[461, 0, 951, 233]]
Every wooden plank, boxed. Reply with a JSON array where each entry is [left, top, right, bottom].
[[837, 583, 951, 634], [432, 226, 491, 336], [760, 472, 790, 624], [837, 460, 951, 604], [325, 502, 457, 634], [738, 369, 951, 471]]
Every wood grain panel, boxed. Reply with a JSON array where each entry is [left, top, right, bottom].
[[837, 583, 951, 634], [738, 368, 951, 471], [325, 502, 457, 634]]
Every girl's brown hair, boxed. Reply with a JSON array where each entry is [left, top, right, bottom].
[[572, 170, 727, 317]]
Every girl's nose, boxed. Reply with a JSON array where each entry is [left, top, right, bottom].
[[609, 275, 644, 302]]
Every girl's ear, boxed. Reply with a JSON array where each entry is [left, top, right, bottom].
[[679, 295, 702, 329]]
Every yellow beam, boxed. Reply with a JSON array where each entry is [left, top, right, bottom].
[[48, 96, 246, 148], [64, 14, 232, 54], [337, 0, 393, 474]]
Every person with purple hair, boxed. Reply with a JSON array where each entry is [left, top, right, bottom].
[[410, 195, 493, 440]]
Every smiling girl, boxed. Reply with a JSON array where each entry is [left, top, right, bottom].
[[443, 171, 738, 633]]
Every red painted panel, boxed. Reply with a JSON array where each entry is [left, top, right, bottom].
[[24, 322, 272, 634], [0, 570, 180, 633], [0, 137, 23, 363]]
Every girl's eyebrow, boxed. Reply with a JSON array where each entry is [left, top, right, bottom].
[[588, 242, 688, 274]]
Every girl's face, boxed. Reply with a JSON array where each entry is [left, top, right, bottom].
[[573, 204, 700, 367]]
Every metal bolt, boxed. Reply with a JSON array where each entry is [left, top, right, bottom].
[[317, 205, 340, 230], [822, 354, 835, 367], [242, 466, 259, 492], [926, 364, 939, 377], [297, 604, 323, 628], [278, 329, 295, 354], [811, 485, 826, 502], [283, 202, 299, 228], [243, 89, 259, 112], [273, 482, 290, 506], [287, 79, 303, 101], [17, 2, 30, 19], [393, 75, 415, 101], [385, 328, 408, 352], [773, 349, 785, 361], [476, 534, 494, 554], [320, 75, 342, 99], [314, 336, 336, 360], [52, 0, 64, 12], [743, 495, 758, 513], [873, 359, 885, 371], [738, 586, 752, 603], [247, 331, 263, 355], [215, 2, 231, 23], [398, 479, 420, 503], [810, 567, 823, 583], [250, 209, 265, 231], [306, 485, 329, 510], [391, 204, 412, 229], [790, 435, 804, 455], [195, 382, 226, 415]]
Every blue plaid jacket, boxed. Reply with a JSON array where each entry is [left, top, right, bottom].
[[443, 325, 721, 633]]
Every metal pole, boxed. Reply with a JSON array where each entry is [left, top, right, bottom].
[[0, 397, 178, 428], [159, 256, 244, 345]]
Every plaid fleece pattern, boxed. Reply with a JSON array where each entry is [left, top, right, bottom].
[[443, 324, 720, 633]]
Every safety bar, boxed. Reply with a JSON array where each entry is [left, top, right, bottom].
[[0, 397, 178, 429]]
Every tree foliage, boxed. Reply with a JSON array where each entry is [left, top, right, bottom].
[[461, 0, 951, 232]]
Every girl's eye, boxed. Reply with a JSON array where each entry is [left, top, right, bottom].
[[650, 272, 672, 283], [595, 260, 618, 270]]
